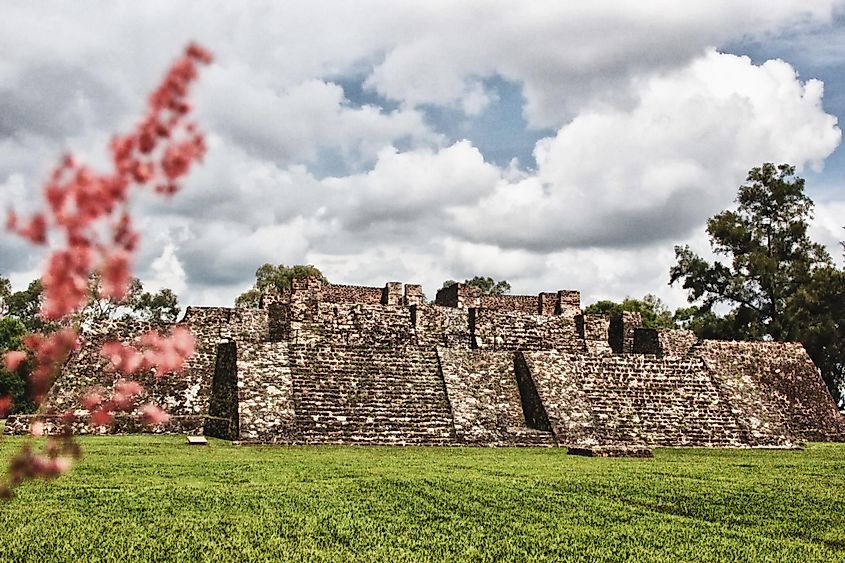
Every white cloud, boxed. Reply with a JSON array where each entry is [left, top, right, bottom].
[[145, 242, 187, 296], [453, 51, 841, 250], [1, 2, 844, 311], [322, 141, 500, 230], [811, 199, 845, 266], [200, 70, 437, 167]]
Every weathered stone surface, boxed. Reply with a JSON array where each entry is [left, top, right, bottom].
[[473, 309, 584, 352], [580, 314, 612, 355], [236, 341, 296, 442], [609, 312, 642, 354], [13, 277, 844, 449], [4, 413, 206, 435], [567, 445, 653, 457], [437, 348, 551, 445], [698, 341, 845, 443], [522, 351, 762, 448], [413, 305, 471, 348], [287, 345, 455, 445]]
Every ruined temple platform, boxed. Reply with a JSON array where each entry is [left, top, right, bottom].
[[9, 278, 845, 449]]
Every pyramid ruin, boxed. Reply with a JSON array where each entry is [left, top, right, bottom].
[[6, 278, 844, 448]]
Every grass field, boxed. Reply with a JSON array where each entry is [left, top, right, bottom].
[[0, 436, 843, 562]]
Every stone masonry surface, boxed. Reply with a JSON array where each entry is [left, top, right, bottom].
[[10, 278, 844, 448]]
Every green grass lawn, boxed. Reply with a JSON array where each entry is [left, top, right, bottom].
[[0, 436, 842, 562]]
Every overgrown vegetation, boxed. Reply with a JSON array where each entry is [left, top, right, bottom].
[[0, 435, 842, 562]]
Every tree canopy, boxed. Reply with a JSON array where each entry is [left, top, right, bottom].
[[670, 163, 843, 404], [441, 276, 511, 296], [235, 264, 327, 308], [584, 294, 675, 329], [0, 316, 33, 414], [76, 274, 180, 326]]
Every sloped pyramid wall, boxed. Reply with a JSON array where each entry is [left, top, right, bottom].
[[698, 341, 845, 442], [519, 351, 756, 447], [437, 348, 554, 446]]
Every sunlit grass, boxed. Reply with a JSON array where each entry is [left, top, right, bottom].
[[0, 435, 842, 562]]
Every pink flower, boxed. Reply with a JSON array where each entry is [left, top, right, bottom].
[[81, 391, 104, 411], [3, 351, 27, 372], [50, 457, 73, 475], [90, 408, 113, 427], [100, 251, 131, 300], [30, 421, 45, 436], [2, 42, 211, 497], [101, 341, 144, 374], [114, 380, 144, 398], [0, 396, 12, 417], [140, 403, 169, 426]]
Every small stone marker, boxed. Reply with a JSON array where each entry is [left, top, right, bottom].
[[187, 435, 208, 445], [567, 445, 653, 458]]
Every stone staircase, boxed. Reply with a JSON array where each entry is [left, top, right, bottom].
[[576, 355, 747, 447], [289, 345, 456, 444], [524, 352, 749, 447]]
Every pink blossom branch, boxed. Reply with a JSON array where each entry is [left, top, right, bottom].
[[1, 43, 212, 497]]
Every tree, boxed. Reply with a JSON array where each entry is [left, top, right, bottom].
[[0, 316, 34, 414], [584, 294, 675, 329], [0, 277, 10, 316], [670, 163, 842, 403], [235, 264, 327, 307], [76, 274, 180, 326], [3, 279, 51, 332], [441, 276, 511, 296]]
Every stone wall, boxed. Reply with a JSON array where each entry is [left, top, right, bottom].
[[580, 315, 612, 355], [435, 283, 481, 309], [658, 329, 698, 357], [403, 284, 424, 306], [472, 309, 584, 352], [633, 328, 698, 357], [698, 341, 845, 442], [288, 344, 455, 444], [321, 283, 383, 305], [609, 312, 642, 354], [4, 413, 206, 436], [436, 348, 531, 444], [13, 306, 268, 437], [480, 294, 538, 313], [205, 341, 239, 439], [521, 351, 761, 447], [235, 341, 296, 442], [293, 303, 414, 347], [413, 304, 472, 348], [41, 318, 211, 421]]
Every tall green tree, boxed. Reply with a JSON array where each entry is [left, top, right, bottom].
[[584, 294, 675, 329], [670, 163, 842, 403], [0, 277, 10, 316], [441, 276, 511, 296], [235, 264, 327, 307], [3, 279, 50, 332]]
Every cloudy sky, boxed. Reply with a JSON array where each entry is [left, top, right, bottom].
[[2, 2, 845, 310]]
